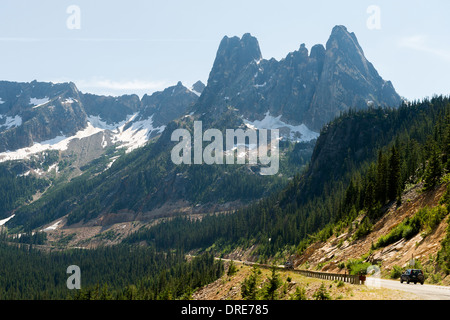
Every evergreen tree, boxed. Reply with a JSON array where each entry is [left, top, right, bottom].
[[424, 144, 442, 190], [241, 266, 262, 300], [290, 286, 308, 300], [262, 266, 282, 300], [227, 260, 238, 277], [443, 121, 450, 171], [375, 150, 388, 204], [313, 283, 331, 300], [387, 146, 401, 202]]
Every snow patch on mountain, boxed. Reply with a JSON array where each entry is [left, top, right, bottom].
[[104, 155, 120, 171], [0, 214, 15, 226], [30, 97, 50, 108], [253, 82, 267, 89], [0, 111, 166, 162], [42, 220, 62, 232], [111, 114, 166, 153], [0, 123, 104, 162], [243, 111, 319, 142], [62, 98, 76, 104], [0, 115, 22, 129], [87, 114, 130, 131]]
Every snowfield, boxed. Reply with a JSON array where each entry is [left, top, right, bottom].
[[41, 220, 62, 232], [0, 122, 104, 162], [111, 114, 166, 153], [243, 111, 319, 142], [0, 214, 15, 226], [0, 115, 23, 129], [29, 97, 50, 108], [0, 112, 166, 162]]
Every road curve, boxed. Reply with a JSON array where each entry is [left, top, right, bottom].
[[366, 277, 450, 300], [214, 257, 450, 300]]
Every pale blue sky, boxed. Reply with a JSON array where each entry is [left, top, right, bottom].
[[0, 0, 449, 100]]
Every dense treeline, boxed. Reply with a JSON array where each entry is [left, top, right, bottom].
[[72, 252, 223, 300], [10, 170, 103, 230], [125, 96, 450, 260], [0, 163, 49, 219], [0, 242, 223, 300], [336, 97, 450, 225], [8, 135, 289, 231], [1, 230, 48, 245]]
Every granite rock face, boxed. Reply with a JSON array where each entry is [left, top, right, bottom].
[[307, 25, 401, 130], [0, 81, 87, 152], [193, 25, 401, 134], [0, 80, 202, 153]]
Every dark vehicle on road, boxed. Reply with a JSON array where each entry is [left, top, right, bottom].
[[400, 269, 424, 285], [284, 261, 294, 270]]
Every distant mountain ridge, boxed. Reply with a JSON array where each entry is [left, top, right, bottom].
[[0, 80, 202, 159]]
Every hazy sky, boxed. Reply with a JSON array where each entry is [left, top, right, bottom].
[[0, 0, 449, 100]]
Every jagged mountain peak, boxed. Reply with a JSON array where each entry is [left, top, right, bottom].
[[327, 25, 358, 44], [325, 24, 367, 67], [194, 25, 401, 135], [310, 44, 325, 59], [191, 81, 205, 96], [208, 33, 262, 85], [219, 33, 261, 57]]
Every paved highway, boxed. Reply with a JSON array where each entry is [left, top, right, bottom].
[[212, 257, 450, 300], [366, 277, 450, 300]]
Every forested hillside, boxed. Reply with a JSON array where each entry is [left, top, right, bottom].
[[7, 133, 291, 231], [0, 163, 49, 218], [0, 241, 223, 300], [125, 96, 450, 264]]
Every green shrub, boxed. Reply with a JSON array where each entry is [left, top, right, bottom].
[[439, 183, 450, 207], [353, 217, 373, 240], [335, 280, 345, 288], [420, 206, 447, 235], [313, 283, 331, 300], [401, 225, 416, 239], [290, 286, 308, 300], [373, 205, 448, 249], [390, 265, 403, 279], [227, 260, 238, 277], [345, 258, 372, 275], [429, 273, 442, 284], [438, 218, 450, 274]]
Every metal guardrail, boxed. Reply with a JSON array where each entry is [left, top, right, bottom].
[[293, 269, 365, 285], [234, 260, 365, 285]]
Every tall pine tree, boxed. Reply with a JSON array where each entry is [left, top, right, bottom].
[[387, 145, 401, 202], [424, 143, 442, 190]]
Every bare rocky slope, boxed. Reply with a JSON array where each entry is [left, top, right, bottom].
[[292, 182, 450, 285]]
